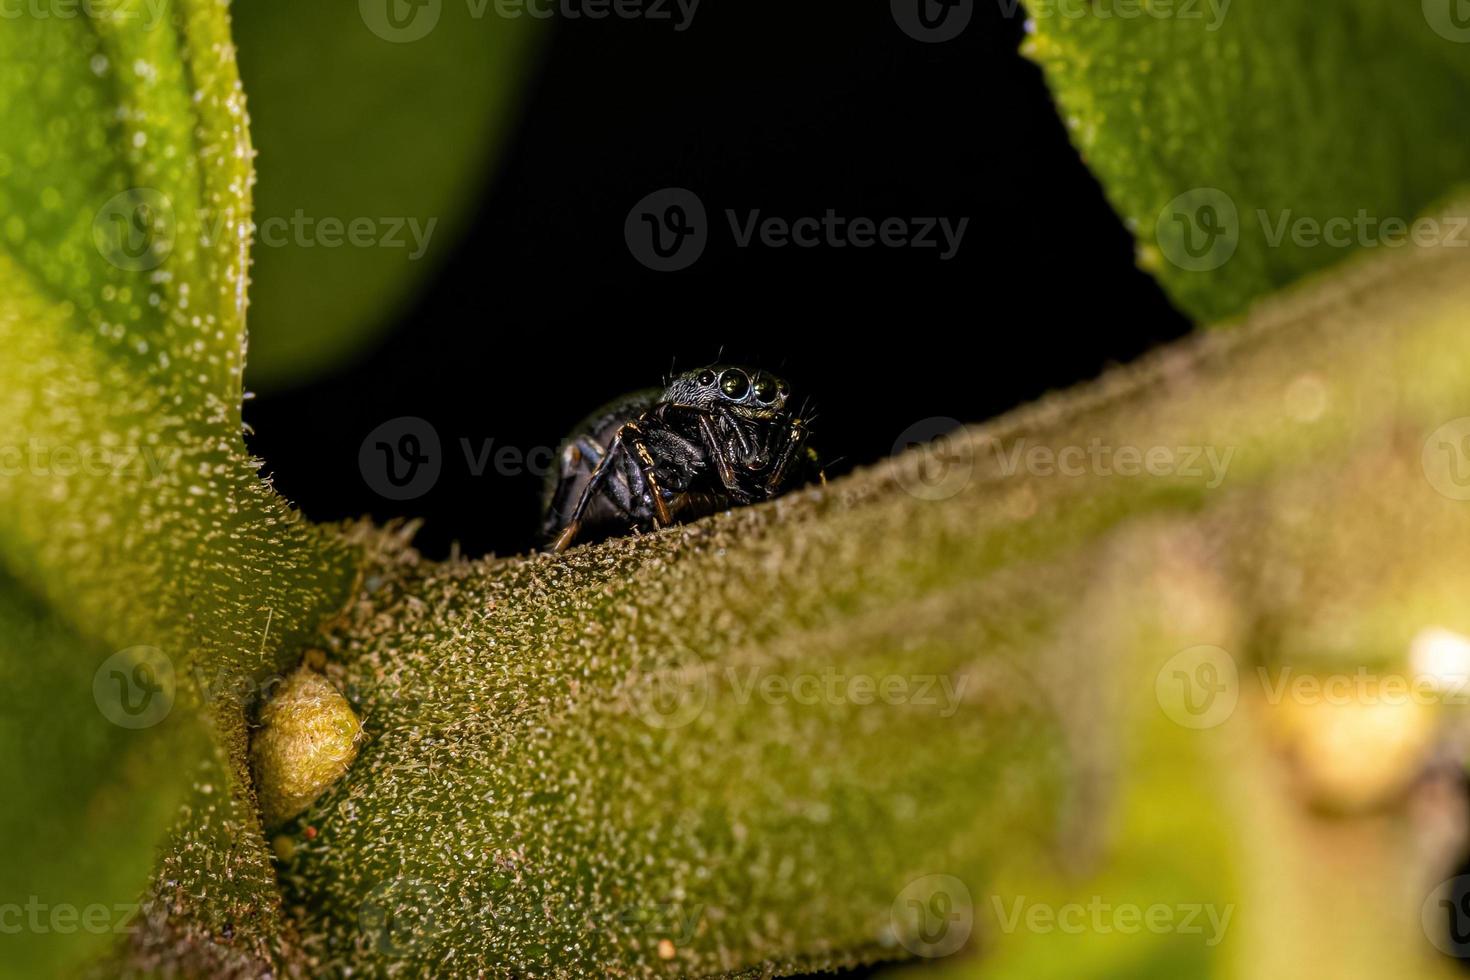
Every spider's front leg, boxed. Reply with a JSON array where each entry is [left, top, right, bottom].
[[550, 421, 675, 553], [618, 420, 676, 528], [550, 441, 617, 553], [766, 415, 823, 492], [647, 404, 744, 498], [690, 410, 743, 494]]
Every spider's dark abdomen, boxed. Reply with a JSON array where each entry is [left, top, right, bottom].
[[539, 389, 663, 545]]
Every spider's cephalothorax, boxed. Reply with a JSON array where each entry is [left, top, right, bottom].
[[541, 365, 824, 552]]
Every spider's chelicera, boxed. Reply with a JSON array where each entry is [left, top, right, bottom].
[[541, 365, 824, 552]]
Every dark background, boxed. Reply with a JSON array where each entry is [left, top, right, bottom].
[[244, 0, 1189, 561]]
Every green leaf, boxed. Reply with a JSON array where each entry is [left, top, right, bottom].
[[13, 3, 1470, 977], [256, 225, 1470, 977], [0, 2, 353, 973], [0, 574, 203, 977], [233, 2, 541, 390], [1019, 1, 1470, 322]]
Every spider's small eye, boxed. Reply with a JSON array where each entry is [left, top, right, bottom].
[[720, 369, 750, 400], [753, 376, 779, 404], [698, 369, 716, 386]]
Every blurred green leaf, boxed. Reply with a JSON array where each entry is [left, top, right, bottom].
[[0, 574, 203, 977], [0, 2, 354, 973], [234, 2, 541, 390], [1019, 1, 1470, 322]]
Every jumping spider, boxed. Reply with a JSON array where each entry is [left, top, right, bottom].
[[541, 365, 824, 552]]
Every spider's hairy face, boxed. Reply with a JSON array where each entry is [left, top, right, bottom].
[[662, 365, 792, 421]]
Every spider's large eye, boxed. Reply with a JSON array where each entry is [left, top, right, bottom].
[[753, 376, 779, 404], [697, 369, 716, 386], [720, 369, 750, 400]]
